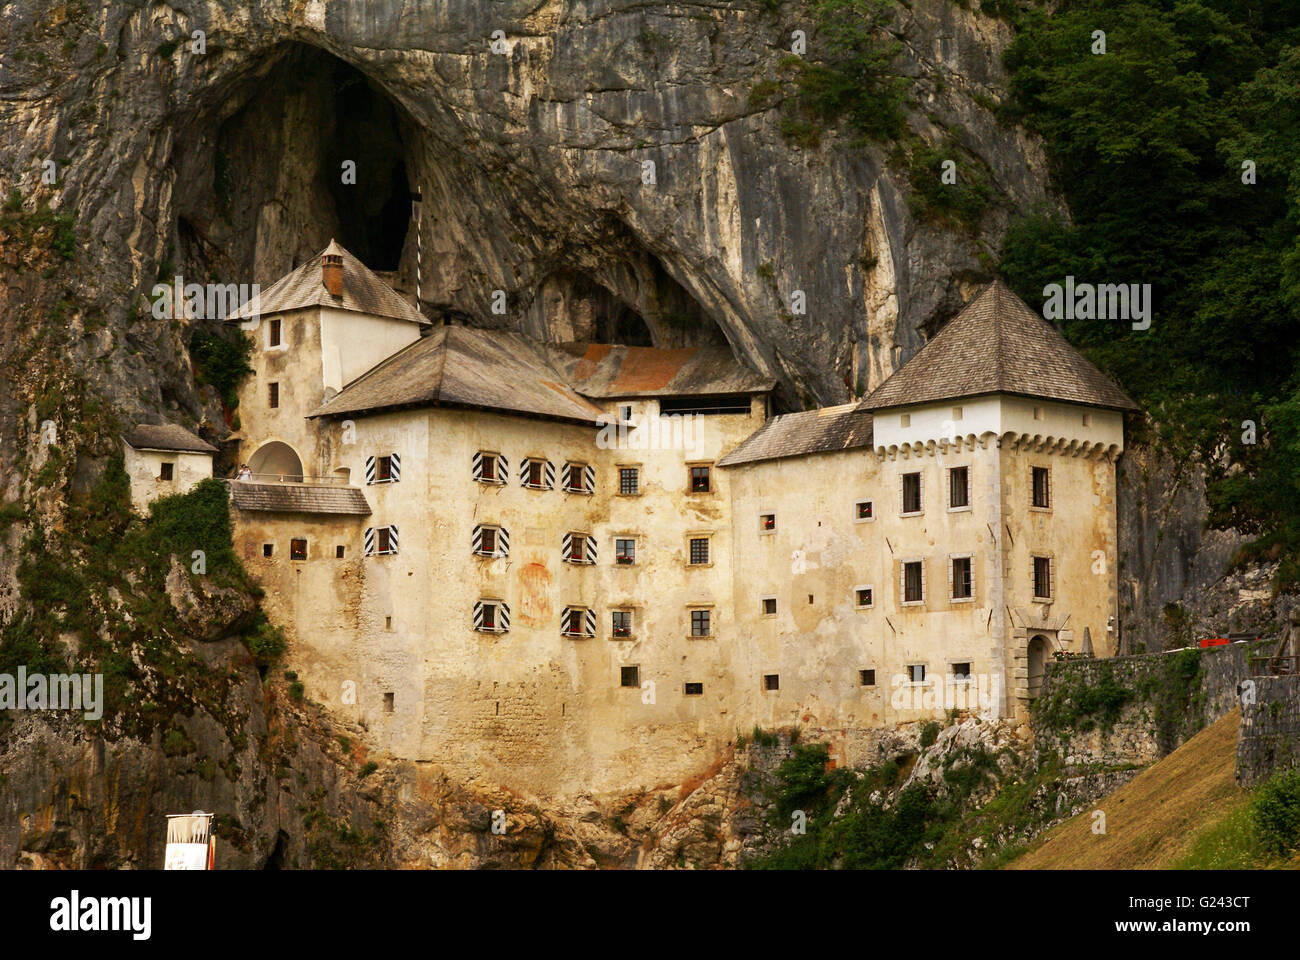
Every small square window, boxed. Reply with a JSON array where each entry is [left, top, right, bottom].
[[290, 538, 307, 561], [900, 414, 911, 428], [262, 543, 273, 558], [615, 537, 636, 565], [859, 669, 876, 687], [855, 587, 873, 608], [951, 406, 963, 421], [620, 666, 640, 688], [908, 664, 926, 683], [612, 610, 633, 638], [763, 674, 780, 691], [855, 499, 874, 522], [375, 455, 394, 481], [762, 597, 777, 616], [268, 382, 279, 408], [1082, 412, 1092, 427], [268, 317, 282, 347], [619, 467, 640, 495], [383, 692, 394, 712], [1033, 405, 1044, 420], [689, 465, 711, 493], [760, 513, 776, 533], [952, 662, 972, 681], [158, 462, 174, 481], [336, 545, 345, 559], [384, 615, 392, 631], [690, 609, 711, 637], [689, 537, 710, 565], [684, 682, 704, 696]]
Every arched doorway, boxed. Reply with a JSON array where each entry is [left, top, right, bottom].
[[1027, 634, 1051, 698], [247, 441, 303, 482]]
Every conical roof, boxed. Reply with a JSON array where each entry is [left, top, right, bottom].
[[860, 279, 1136, 411]]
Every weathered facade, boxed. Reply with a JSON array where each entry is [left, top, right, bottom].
[[200, 244, 1135, 795]]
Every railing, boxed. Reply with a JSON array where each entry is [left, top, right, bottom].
[[1250, 655, 1300, 676], [225, 473, 352, 486]]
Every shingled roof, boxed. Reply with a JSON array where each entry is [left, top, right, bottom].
[[228, 240, 429, 325], [308, 326, 609, 427], [860, 280, 1137, 412], [718, 403, 874, 467], [123, 423, 218, 454], [227, 481, 371, 515], [544, 343, 776, 398]]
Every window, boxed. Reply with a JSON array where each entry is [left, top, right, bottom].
[[563, 462, 594, 494], [562, 532, 596, 564], [1033, 405, 1044, 420], [619, 467, 640, 495], [473, 451, 506, 484], [383, 692, 394, 713], [384, 616, 392, 631], [262, 543, 273, 558], [268, 317, 281, 347], [951, 662, 972, 681], [908, 664, 926, 684], [762, 597, 777, 616], [268, 382, 279, 408], [899, 413, 911, 428], [759, 513, 776, 533], [684, 682, 704, 696], [619, 405, 634, 423], [763, 674, 780, 691], [854, 499, 874, 522], [472, 524, 509, 557], [562, 607, 594, 638], [951, 557, 973, 600], [949, 466, 969, 509], [525, 459, 546, 488], [621, 666, 640, 688], [611, 611, 633, 638], [159, 462, 174, 481], [859, 669, 876, 687], [902, 472, 922, 514], [855, 587, 873, 609], [1032, 466, 1051, 509], [689, 465, 711, 493], [290, 538, 307, 561], [336, 545, 345, 559], [903, 561, 924, 603], [689, 537, 710, 565], [374, 455, 394, 482], [1082, 412, 1092, 427], [366, 525, 399, 556], [1033, 556, 1052, 599], [952, 406, 963, 421], [474, 599, 510, 634], [690, 609, 711, 637], [614, 538, 636, 565]]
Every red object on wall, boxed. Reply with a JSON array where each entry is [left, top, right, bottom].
[[1199, 637, 1230, 648]]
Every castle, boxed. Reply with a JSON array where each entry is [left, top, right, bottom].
[[139, 241, 1136, 796]]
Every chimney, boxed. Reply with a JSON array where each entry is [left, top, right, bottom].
[[321, 239, 344, 298]]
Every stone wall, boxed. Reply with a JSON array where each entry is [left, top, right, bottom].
[[1034, 640, 1271, 771], [1236, 675, 1300, 787]]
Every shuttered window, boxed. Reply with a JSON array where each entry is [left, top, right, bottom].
[[473, 451, 507, 485], [472, 524, 510, 557], [562, 462, 595, 494], [561, 606, 596, 637], [521, 458, 555, 490], [561, 532, 597, 564], [364, 525, 399, 556], [474, 599, 510, 634], [366, 453, 401, 484]]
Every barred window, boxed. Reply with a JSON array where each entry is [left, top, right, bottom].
[[689, 537, 710, 565], [949, 466, 969, 508], [619, 467, 640, 495], [1033, 556, 1052, 599], [1032, 467, 1051, 508], [690, 609, 711, 637]]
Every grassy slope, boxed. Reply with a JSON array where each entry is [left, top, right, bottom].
[[1009, 710, 1250, 870]]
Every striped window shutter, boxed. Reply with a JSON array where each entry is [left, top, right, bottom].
[[390, 452, 401, 482], [472, 524, 485, 555], [387, 524, 399, 554], [583, 464, 595, 493], [472, 451, 483, 481], [584, 607, 596, 637], [520, 459, 530, 485], [561, 532, 573, 560], [365, 456, 376, 485], [561, 607, 573, 635], [561, 462, 572, 489], [364, 527, 375, 556], [544, 460, 555, 489], [498, 454, 508, 482], [498, 601, 510, 632], [497, 526, 510, 557], [474, 600, 511, 633], [584, 534, 597, 564], [473, 599, 486, 631]]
